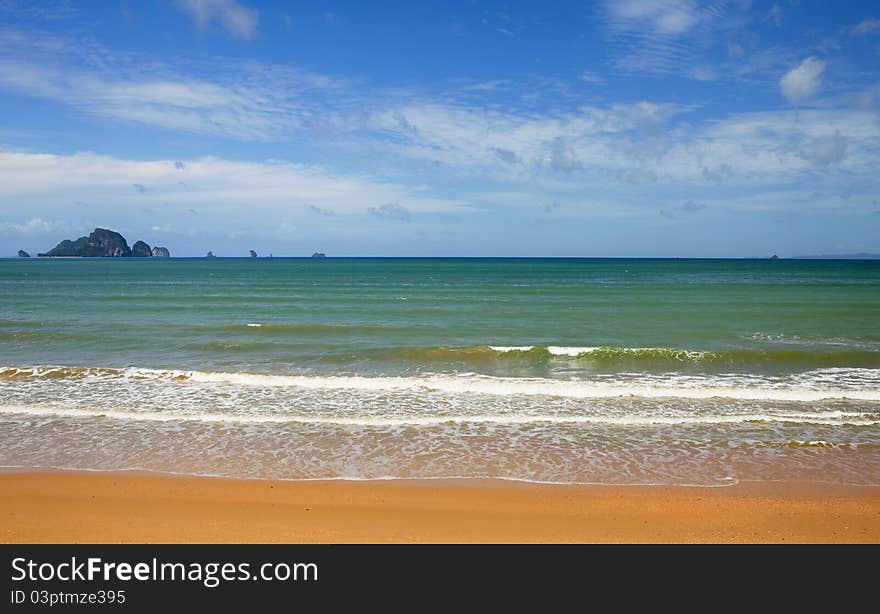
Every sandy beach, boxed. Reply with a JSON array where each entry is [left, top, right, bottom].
[[1, 471, 877, 543]]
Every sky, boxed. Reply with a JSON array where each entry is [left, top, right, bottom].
[[1, 0, 879, 257]]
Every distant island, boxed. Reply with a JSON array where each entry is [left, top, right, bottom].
[[312, 252, 326, 259], [249, 250, 258, 258], [17, 250, 30, 258], [38, 228, 170, 258]]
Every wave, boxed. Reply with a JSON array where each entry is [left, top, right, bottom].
[[1, 404, 876, 427], [341, 344, 880, 368], [3, 365, 880, 402], [490, 345, 707, 360]]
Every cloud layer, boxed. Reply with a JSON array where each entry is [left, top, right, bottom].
[[0, 3, 878, 256]]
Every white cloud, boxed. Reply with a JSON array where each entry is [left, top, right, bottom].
[[780, 57, 825, 104], [850, 19, 880, 37], [0, 217, 72, 236], [175, 0, 258, 39], [580, 72, 606, 84]]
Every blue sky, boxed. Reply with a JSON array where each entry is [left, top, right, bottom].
[[1, 0, 879, 257]]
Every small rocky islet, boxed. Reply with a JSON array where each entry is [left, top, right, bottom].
[[37, 228, 170, 258]]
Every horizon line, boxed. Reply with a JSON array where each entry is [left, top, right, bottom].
[[6, 255, 880, 261]]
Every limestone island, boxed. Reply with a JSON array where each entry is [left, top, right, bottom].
[[38, 228, 170, 258]]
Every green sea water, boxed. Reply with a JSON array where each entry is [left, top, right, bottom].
[[1, 257, 878, 485]]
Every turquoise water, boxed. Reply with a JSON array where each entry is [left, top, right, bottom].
[[1, 257, 878, 484]]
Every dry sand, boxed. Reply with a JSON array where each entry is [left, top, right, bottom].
[[1, 471, 878, 543]]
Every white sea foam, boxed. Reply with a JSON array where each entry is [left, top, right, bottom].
[[246, 323, 262, 327], [3, 364, 880, 402], [0, 404, 876, 427], [489, 345, 637, 356], [489, 346, 535, 352], [547, 346, 600, 356], [126, 367, 880, 402]]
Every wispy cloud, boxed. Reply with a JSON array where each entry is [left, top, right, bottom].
[[458, 79, 512, 92], [604, 0, 701, 36], [850, 19, 880, 37], [366, 97, 880, 190], [0, 151, 467, 226], [581, 71, 607, 84], [596, 1, 799, 85], [174, 0, 258, 40], [598, 0, 721, 76], [0, 43, 348, 141]]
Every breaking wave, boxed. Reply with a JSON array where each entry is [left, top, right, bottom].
[[2, 364, 880, 402]]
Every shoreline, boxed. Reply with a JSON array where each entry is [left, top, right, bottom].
[[1, 470, 878, 543]]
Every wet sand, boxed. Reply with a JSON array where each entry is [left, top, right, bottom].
[[1, 471, 878, 543]]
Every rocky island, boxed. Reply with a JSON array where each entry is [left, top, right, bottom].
[[131, 241, 151, 257], [18, 250, 30, 258], [38, 228, 170, 258]]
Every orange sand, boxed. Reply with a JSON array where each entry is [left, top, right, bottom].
[[1, 472, 878, 543]]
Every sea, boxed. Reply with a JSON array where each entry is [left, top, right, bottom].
[[1, 257, 878, 486]]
